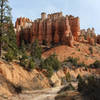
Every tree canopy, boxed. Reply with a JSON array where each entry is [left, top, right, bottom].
[[0, 0, 12, 56]]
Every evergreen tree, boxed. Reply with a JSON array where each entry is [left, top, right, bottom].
[[31, 40, 42, 60], [40, 53, 61, 77], [5, 47, 14, 62], [2, 22, 19, 61], [0, 0, 12, 56]]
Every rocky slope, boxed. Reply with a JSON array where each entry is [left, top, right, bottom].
[[0, 56, 99, 99], [0, 41, 100, 99], [42, 42, 100, 65], [0, 59, 50, 96]]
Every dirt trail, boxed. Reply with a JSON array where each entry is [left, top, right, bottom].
[[8, 86, 64, 100]]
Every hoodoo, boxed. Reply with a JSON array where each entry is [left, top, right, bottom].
[[15, 12, 80, 46]]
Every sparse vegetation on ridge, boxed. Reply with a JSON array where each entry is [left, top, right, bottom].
[[89, 60, 100, 68], [63, 56, 87, 68]]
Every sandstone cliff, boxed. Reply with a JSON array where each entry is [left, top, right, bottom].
[[80, 28, 96, 45], [15, 12, 80, 46]]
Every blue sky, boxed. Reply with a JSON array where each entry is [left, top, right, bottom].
[[9, 0, 100, 34]]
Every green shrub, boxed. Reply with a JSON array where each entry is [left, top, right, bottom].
[[42, 40, 47, 45], [66, 72, 71, 82], [28, 58, 35, 71], [77, 74, 82, 81], [39, 54, 61, 77], [19, 53, 36, 71], [31, 40, 42, 60], [89, 47, 93, 54], [89, 60, 100, 68], [78, 76, 100, 100], [46, 66, 54, 78], [13, 85, 22, 94], [41, 54, 61, 71], [78, 62, 87, 67], [61, 77, 67, 85], [93, 60, 100, 68], [78, 49, 80, 51], [66, 57, 79, 67], [65, 57, 87, 68], [4, 48, 15, 62], [20, 40, 26, 53], [48, 54, 61, 71], [78, 76, 86, 92], [19, 54, 29, 68]]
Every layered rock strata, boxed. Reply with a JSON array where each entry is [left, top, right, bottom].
[[15, 12, 80, 46]]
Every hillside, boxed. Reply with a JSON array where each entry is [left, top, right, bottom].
[[0, 9, 100, 100], [42, 42, 100, 65], [0, 0, 100, 99], [0, 41, 100, 99]]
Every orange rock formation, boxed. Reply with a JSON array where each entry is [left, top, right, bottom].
[[15, 12, 80, 46], [96, 35, 100, 44], [80, 28, 96, 45]]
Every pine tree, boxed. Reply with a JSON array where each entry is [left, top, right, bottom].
[[31, 40, 42, 60], [0, 0, 12, 56], [3, 22, 19, 61]]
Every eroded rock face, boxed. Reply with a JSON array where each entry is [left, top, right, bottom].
[[68, 15, 80, 41], [80, 28, 96, 45], [0, 60, 50, 94], [15, 17, 32, 46], [15, 12, 80, 46], [96, 35, 100, 44]]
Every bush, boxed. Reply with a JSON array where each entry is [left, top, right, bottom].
[[40, 54, 61, 77], [65, 57, 87, 68], [66, 57, 79, 67], [67, 57, 78, 66], [19, 54, 28, 68], [89, 60, 100, 68], [48, 54, 61, 71], [13, 85, 22, 94], [78, 76, 87, 92], [61, 77, 67, 85], [46, 66, 54, 78], [41, 54, 61, 71], [89, 47, 93, 54], [78, 76, 100, 100], [20, 40, 26, 53], [78, 62, 87, 67], [66, 72, 71, 82], [77, 74, 82, 81], [31, 40, 42, 60], [40, 64, 54, 78], [42, 40, 47, 45], [19, 52, 36, 71], [4, 48, 15, 62], [28, 58, 35, 71]]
